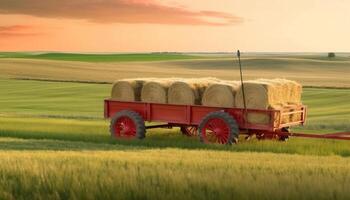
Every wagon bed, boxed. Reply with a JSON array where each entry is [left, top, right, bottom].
[[104, 99, 316, 144]]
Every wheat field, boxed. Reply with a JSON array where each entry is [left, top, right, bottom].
[[0, 53, 349, 199], [0, 150, 349, 200]]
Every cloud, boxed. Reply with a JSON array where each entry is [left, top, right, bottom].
[[0, 25, 40, 37], [0, 0, 242, 26]]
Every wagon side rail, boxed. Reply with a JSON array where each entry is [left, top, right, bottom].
[[105, 99, 307, 131], [237, 105, 307, 131], [278, 105, 307, 128]]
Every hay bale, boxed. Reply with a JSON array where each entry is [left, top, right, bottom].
[[202, 81, 240, 107], [274, 79, 302, 122], [235, 80, 279, 109], [168, 78, 219, 105], [268, 79, 302, 104], [111, 79, 149, 101], [235, 80, 283, 124], [288, 81, 302, 104], [260, 79, 302, 103], [235, 79, 302, 124], [255, 79, 290, 106], [141, 79, 176, 103]]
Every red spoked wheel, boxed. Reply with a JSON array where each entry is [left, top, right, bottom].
[[180, 126, 198, 137], [199, 111, 239, 145], [114, 116, 136, 138], [201, 118, 230, 144], [110, 110, 145, 139]]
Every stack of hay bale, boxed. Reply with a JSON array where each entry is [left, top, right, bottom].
[[111, 78, 302, 124], [111, 77, 221, 105], [234, 79, 302, 124]]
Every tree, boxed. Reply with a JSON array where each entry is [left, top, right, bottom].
[[328, 52, 336, 58]]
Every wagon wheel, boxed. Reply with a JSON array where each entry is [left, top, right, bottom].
[[180, 126, 198, 137], [278, 127, 290, 141], [255, 133, 265, 140], [198, 111, 239, 145], [110, 110, 145, 139]]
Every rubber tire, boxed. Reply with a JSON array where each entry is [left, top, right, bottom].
[[279, 127, 289, 141], [110, 110, 146, 139], [198, 111, 239, 145]]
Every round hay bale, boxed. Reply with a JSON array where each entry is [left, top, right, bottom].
[[235, 81, 277, 109], [235, 81, 279, 124], [168, 78, 219, 105], [111, 79, 147, 101], [168, 81, 198, 105], [235, 79, 303, 124], [202, 81, 240, 107], [255, 79, 286, 106], [141, 79, 174, 103]]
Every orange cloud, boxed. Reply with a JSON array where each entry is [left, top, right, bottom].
[[0, 0, 242, 26], [0, 25, 40, 37]]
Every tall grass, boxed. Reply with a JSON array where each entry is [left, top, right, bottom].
[[0, 117, 349, 157], [0, 150, 349, 200]]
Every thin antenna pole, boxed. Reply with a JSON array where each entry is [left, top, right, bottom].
[[237, 50, 247, 120]]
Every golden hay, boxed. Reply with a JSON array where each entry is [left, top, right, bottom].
[[262, 78, 302, 104], [231, 80, 265, 124], [111, 79, 150, 101], [235, 80, 278, 109], [288, 80, 302, 104], [168, 78, 219, 105], [235, 79, 302, 124], [112, 77, 302, 125], [263, 79, 303, 123], [141, 79, 177, 103], [257, 79, 287, 105], [202, 81, 240, 107]]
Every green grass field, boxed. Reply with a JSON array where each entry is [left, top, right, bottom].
[[0, 53, 349, 199], [0, 116, 349, 156]]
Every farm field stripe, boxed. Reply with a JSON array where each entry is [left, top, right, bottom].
[[0, 150, 349, 200]]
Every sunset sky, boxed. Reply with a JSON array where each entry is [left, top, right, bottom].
[[0, 0, 349, 52]]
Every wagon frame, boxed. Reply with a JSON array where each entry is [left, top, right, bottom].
[[103, 99, 341, 144]]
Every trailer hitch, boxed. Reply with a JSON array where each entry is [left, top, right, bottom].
[[289, 132, 350, 141]]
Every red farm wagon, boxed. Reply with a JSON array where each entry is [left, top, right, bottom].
[[104, 51, 349, 144], [104, 100, 313, 144]]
